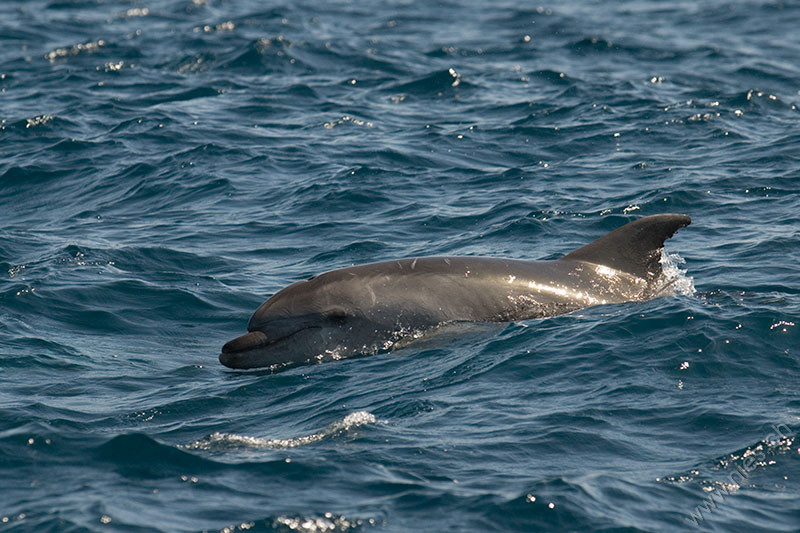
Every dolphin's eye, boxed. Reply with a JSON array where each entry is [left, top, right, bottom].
[[326, 309, 348, 324]]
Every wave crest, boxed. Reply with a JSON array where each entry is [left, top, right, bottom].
[[183, 411, 377, 451]]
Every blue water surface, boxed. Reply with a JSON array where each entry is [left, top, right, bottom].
[[1, 0, 799, 531]]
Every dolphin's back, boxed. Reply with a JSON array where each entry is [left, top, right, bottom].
[[306, 256, 634, 325], [282, 214, 692, 326]]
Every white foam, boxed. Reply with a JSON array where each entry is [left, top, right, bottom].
[[183, 411, 376, 451], [274, 513, 374, 532]]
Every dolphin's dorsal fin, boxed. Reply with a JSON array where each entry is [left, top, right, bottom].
[[560, 214, 691, 280]]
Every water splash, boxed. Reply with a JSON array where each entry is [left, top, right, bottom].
[[659, 252, 695, 297]]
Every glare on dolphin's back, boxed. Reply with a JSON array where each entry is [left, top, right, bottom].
[[220, 214, 692, 370]]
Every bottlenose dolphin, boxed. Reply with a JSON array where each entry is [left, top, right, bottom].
[[220, 214, 691, 369]]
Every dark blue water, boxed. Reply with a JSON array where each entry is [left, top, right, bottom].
[[2, 0, 799, 531]]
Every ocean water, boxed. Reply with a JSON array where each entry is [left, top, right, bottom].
[[1, 0, 799, 531]]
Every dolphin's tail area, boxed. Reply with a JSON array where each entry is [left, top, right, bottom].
[[560, 214, 691, 281]]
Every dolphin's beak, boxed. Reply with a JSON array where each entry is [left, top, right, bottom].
[[219, 331, 269, 368]]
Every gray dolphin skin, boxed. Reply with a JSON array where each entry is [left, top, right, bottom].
[[220, 214, 691, 369]]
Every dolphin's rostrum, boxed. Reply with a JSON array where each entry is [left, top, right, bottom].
[[220, 214, 691, 369]]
